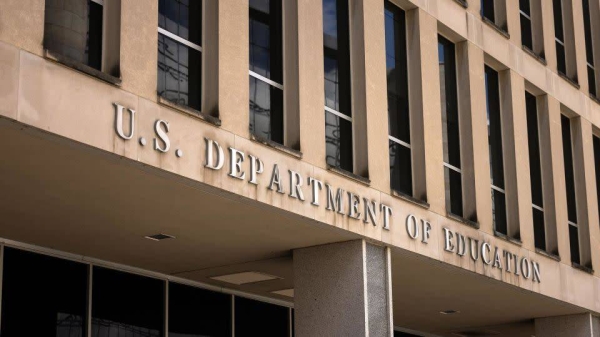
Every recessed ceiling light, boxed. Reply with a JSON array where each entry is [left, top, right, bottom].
[[440, 310, 460, 315], [271, 289, 294, 298], [210, 272, 281, 285], [145, 233, 175, 241]]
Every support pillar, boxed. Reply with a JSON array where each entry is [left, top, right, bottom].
[[293, 240, 393, 337], [535, 313, 600, 337]]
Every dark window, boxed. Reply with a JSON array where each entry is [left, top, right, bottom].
[[169, 282, 232, 337], [439, 36, 463, 217], [44, 0, 103, 70], [91, 267, 164, 337], [482, 0, 496, 22], [553, 0, 567, 75], [395, 330, 422, 337], [1, 248, 88, 337], [582, 0, 597, 97], [526, 92, 546, 250], [594, 135, 600, 232], [158, 0, 202, 111], [385, 1, 411, 195], [561, 115, 580, 264], [249, 0, 284, 144], [485, 66, 507, 234], [234, 297, 289, 337], [520, 0, 533, 50], [324, 0, 353, 171]]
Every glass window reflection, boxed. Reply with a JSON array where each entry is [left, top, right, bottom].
[[235, 297, 289, 337]]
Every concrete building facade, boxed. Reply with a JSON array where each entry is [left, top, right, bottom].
[[1, 0, 600, 336]]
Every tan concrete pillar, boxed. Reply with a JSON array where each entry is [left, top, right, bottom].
[[293, 240, 393, 337], [505, 0, 520, 45], [460, 42, 494, 233], [540, 0, 558, 72], [362, 0, 389, 191], [218, 0, 250, 138], [579, 119, 600, 273], [547, 96, 571, 262], [505, 71, 535, 248], [570, 0, 588, 92], [297, 0, 326, 167], [535, 313, 600, 336]]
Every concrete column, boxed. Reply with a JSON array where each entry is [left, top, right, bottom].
[[535, 313, 600, 337], [579, 118, 600, 273], [293, 240, 393, 337], [540, 0, 558, 72]]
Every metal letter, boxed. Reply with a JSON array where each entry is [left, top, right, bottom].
[[248, 155, 264, 185], [153, 120, 170, 153], [492, 247, 502, 269], [443, 228, 455, 252], [503, 250, 513, 272], [381, 204, 393, 230], [520, 257, 531, 279], [469, 238, 480, 261], [514, 254, 520, 276], [205, 138, 225, 170], [114, 103, 135, 140], [308, 177, 323, 206], [228, 148, 246, 180], [406, 215, 419, 240], [326, 185, 345, 214], [363, 198, 377, 226], [481, 243, 492, 265], [268, 164, 285, 194], [289, 170, 305, 201], [456, 233, 466, 256], [421, 220, 431, 244], [347, 192, 361, 219], [532, 262, 541, 283]]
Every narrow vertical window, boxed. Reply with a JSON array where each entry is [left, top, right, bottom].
[[439, 36, 463, 217], [553, 0, 567, 76], [385, 1, 411, 195], [481, 0, 508, 31], [158, 0, 202, 111], [481, 0, 496, 23], [582, 0, 597, 97], [526, 92, 546, 250], [485, 66, 508, 234], [249, 0, 284, 144], [234, 297, 290, 336], [324, 0, 353, 171], [520, 0, 533, 50], [561, 115, 580, 264], [594, 134, 600, 230], [44, 0, 104, 70]]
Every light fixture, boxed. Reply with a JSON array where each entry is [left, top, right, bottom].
[[145, 233, 175, 241], [271, 289, 294, 298], [210, 271, 281, 285], [440, 310, 460, 315]]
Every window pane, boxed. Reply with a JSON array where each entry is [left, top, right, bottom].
[[234, 297, 289, 337], [250, 76, 284, 144], [533, 207, 546, 251], [445, 167, 464, 217], [526, 92, 544, 207], [588, 65, 597, 98], [556, 41, 567, 75], [1, 248, 88, 337], [519, 0, 531, 15], [482, 0, 495, 22], [157, 35, 202, 111], [326, 111, 353, 171], [492, 189, 508, 234], [390, 140, 412, 195], [569, 225, 580, 265], [323, 0, 351, 116], [553, 0, 564, 41], [583, 0, 594, 65], [385, 2, 410, 143], [169, 283, 232, 337], [250, 0, 283, 83], [520, 15, 533, 50], [92, 267, 164, 337], [439, 36, 461, 168], [485, 66, 505, 189], [561, 115, 578, 224], [159, 0, 202, 46], [593, 135, 600, 229], [87, 1, 103, 70]]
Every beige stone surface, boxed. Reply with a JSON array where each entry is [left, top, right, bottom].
[[0, 0, 44, 57], [0, 41, 19, 120]]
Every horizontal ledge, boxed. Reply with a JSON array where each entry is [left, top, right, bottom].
[[452, 0, 468, 8], [158, 96, 222, 127], [571, 262, 594, 275], [446, 212, 480, 229], [481, 16, 510, 39], [557, 71, 580, 89], [326, 165, 370, 186], [493, 230, 523, 247], [44, 49, 122, 86], [390, 190, 430, 209], [522, 46, 547, 66], [250, 134, 302, 159], [535, 248, 561, 262]]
